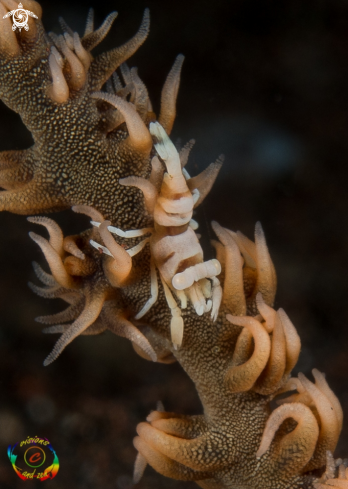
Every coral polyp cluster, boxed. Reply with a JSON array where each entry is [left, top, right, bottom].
[[0, 1, 347, 488], [27, 208, 158, 366]]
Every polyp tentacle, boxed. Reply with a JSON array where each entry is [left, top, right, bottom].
[[225, 299, 301, 396], [32, 261, 56, 287], [212, 221, 246, 315], [130, 67, 150, 121], [47, 51, 69, 103], [256, 293, 276, 332], [63, 235, 86, 261], [83, 8, 94, 36], [158, 54, 185, 135], [148, 413, 207, 439], [225, 223, 277, 313], [135, 412, 215, 483], [187, 156, 224, 208], [119, 176, 157, 214], [97, 220, 132, 287], [88, 9, 150, 91], [43, 287, 107, 366], [133, 436, 213, 481], [277, 308, 301, 377], [42, 318, 107, 336], [225, 314, 271, 392], [149, 155, 164, 190], [298, 373, 341, 471], [91, 91, 152, 155], [72, 205, 105, 223], [136, 422, 228, 471], [311, 369, 343, 433], [101, 301, 157, 362], [29, 231, 79, 289], [260, 370, 344, 477], [58, 36, 86, 90], [160, 277, 184, 349], [135, 258, 158, 319], [256, 402, 319, 477], [314, 455, 348, 489], [73, 33, 91, 72], [254, 222, 277, 306], [27, 216, 64, 257], [63, 255, 97, 277], [35, 301, 84, 325], [28, 281, 68, 299], [253, 311, 286, 395], [81, 11, 118, 52]]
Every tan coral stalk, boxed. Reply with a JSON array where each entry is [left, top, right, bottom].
[[2, 3, 346, 489]]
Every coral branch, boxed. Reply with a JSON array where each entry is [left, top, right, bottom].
[[0, 2, 345, 488]]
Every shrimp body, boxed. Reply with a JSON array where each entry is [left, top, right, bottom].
[[91, 122, 222, 349]]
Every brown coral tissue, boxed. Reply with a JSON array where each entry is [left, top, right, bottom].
[[1, 0, 348, 488]]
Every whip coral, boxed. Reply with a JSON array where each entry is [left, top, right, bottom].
[[0, 1, 347, 489]]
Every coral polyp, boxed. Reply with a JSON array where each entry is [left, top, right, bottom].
[[0, 1, 347, 488]]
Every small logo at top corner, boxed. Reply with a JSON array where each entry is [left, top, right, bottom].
[[2, 2, 38, 32]]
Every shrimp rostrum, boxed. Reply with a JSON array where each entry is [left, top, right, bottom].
[[91, 122, 223, 349]]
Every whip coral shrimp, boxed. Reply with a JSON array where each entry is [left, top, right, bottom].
[[91, 121, 223, 348]]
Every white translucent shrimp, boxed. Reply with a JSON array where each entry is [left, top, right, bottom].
[[91, 122, 222, 349]]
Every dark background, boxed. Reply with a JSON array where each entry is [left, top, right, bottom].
[[1, 0, 348, 487]]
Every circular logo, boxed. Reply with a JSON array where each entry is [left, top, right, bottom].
[[8, 436, 59, 481], [24, 446, 46, 468]]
